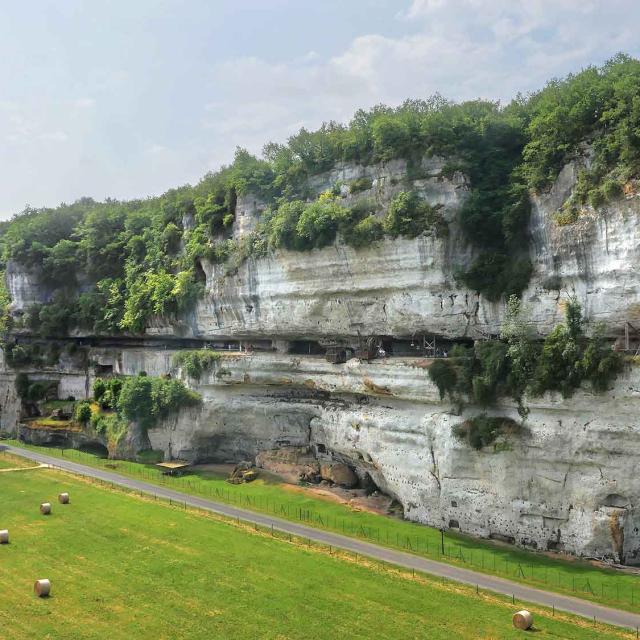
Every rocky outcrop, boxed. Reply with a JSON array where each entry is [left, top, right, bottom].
[[8, 156, 640, 344], [319, 462, 358, 488], [3, 155, 640, 565], [255, 446, 320, 483]]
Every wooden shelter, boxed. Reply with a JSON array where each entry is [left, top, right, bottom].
[[155, 461, 191, 477]]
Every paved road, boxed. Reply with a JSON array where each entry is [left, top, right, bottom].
[[6, 444, 640, 631]]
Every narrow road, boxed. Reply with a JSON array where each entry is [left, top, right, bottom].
[[6, 444, 640, 631]]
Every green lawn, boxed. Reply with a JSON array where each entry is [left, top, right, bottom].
[[0, 464, 634, 639], [8, 440, 640, 614]]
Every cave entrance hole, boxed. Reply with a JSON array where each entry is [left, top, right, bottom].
[[78, 442, 109, 458]]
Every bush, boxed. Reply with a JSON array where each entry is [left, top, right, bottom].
[[554, 208, 579, 226], [580, 324, 623, 392], [349, 177, 373, 194], [602, 179, 623, 201], [263, 201, 307, 251], [93, 378, 106, 403], [117, 374, 200, 431], [383, 191, 447, 238], [461, 253, 532, 302], [345, 214, 384, 248], [172, 350, 221, 380], [428, 359, 457, 400], [27, 382, 46, 401], [541, 275, 562, 291], [74, 401, 93, 425], [453, 414, 519, 450], [589, 189, 605, 209], [4, 342, 43, 367], [91, 412, 127, 444], [93, 377, 123, 410], [295, 195, 347, 249], [471, 341, 509, 406]]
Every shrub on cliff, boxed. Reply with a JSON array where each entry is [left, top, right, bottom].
[[172, 350, 221, 380], [340, 214, 384, 248], [295, 194, 347, 249], [349, 177, 373, 194], [529, 300, 623, 398], [15, 372, 30, 398], [117, 374, 200, 431], [93, 377, 123, 411], [453, 415, 520, 450], [428, 359, 457, 400], [433, 300, 623, 415], [383, 191, 447, 239], [73, 401, 92, 426]]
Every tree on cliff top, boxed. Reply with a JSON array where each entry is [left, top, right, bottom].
[[2, 55, 640, 334]]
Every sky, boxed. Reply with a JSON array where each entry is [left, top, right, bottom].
[[0, 0, 639, 218]]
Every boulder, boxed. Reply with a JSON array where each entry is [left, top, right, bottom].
[[320, 463, 358, 488], [256, 447, 320, 483]]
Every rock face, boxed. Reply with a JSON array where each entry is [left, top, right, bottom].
[[5, 347, 637, 563], [255, 446, 320, 483], [320, 462, 358, 488], [3, 155, 640, 564]]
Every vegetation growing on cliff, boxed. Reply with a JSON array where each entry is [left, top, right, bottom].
[[429, 298, 623, 424], [91, 374, 200, 434], [1, 55, 639, 333], [172, 350, 221, 380], [452, 415, 520, 451]]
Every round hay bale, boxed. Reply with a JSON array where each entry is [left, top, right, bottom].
[[0, 529, 9, 544], [58, 492, 70, 504], [512, 610, 533, 630], [34, 579, 51, 597], [40, 502, 51, 515]]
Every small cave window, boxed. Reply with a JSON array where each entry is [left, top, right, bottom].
[[95, 364, 113, 376], [603, 494, 630, 509], [194, 259, 206, 283], [316, 444, 326, 454]]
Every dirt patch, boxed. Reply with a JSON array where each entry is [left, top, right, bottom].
[[363, 377, 392, 395], [194, 463, 236, 477], [278, 480, 394, 516]]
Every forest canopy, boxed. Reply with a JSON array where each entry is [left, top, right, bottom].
[[1, 54, 638, 336]]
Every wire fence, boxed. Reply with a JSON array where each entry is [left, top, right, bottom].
[[5, 445, 640, 612]]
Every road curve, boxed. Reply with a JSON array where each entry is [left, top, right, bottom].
[[6, 444, 640, 631]]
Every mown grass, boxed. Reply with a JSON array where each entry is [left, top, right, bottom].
[[7, 441, 640, 614], [0, 465, 635, 639], [0, 452, 35, 469]]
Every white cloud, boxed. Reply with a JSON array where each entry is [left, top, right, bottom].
[[203, 0, 639, 166], [146, 144, 168, 154], [1, 1, 639, 217], [39, 131, 68, 142], [73, 97, 96, 109]]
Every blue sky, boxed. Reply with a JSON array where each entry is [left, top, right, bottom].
[[0, 0, 638, 218]]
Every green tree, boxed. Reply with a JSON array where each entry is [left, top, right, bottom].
[[74, 401, 92, 425]]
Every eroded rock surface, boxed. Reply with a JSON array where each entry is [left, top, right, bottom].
[[3, 157, 640, 564]]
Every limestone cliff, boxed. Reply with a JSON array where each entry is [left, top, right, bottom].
[[3, 155, 640, 565]]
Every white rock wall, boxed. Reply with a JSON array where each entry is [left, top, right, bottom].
[[137, 351, 640, 563], [4, 154, 640, 562], [193, 157, 640, 342]]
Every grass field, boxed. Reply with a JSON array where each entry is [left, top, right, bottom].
[[0, 458, 635, 639], [8, 441, 640, 614], [0, 452, 38, 470]]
